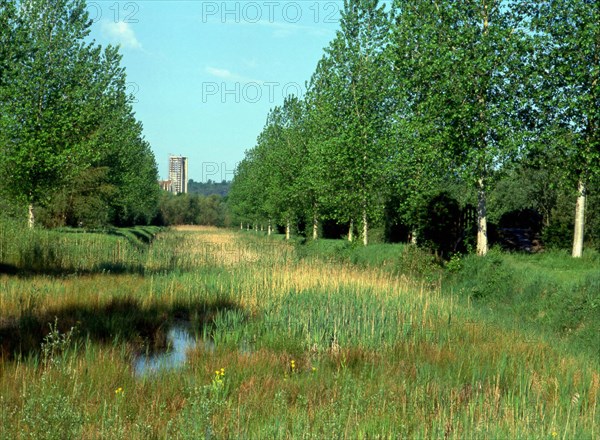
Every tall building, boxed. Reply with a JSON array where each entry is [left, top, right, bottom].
[[168, 155, 188, 194]]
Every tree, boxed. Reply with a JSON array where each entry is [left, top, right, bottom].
[[88, 46, 159, 226], [304, 56, 343, 240], [0, 1, 18, 86], [0, 3, 159, 228], [228, 156, 264, 230], [0, 0, 109, 227], [522, 0, 600, 257], [260, 97, 310, 239], [389, 0, 532, 255], [311, 0, 391, 245]]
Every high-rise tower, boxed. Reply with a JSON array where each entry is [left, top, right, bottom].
[[168, 155, 188, 194]]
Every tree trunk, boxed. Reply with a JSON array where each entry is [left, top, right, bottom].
[[362, 206, 368, 246], [28, 203, 35, 229], [410, 231, 417, 245], [348, 219, 354, 242], [286, 219, 290, 240], [312, 205, 318, 240], [268, 219, 272, 236], [240, 222, 243, 230], [246, 223, 249, 231], [476, 179, 488, 256], [572, 179, 586, 258]]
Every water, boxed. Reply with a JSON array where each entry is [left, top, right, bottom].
[[133, 322, 252, 376], [134, 324, 199, 376]]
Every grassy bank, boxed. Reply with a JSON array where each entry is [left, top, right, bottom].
[[0, 220, 163, 275], [292, 236, 600, 361], [0, 226, 598, 438]]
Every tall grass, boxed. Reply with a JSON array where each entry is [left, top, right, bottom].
[[445, 248, 600, 361], [0, 220, 163, 274], [0, 225, 598, 438]]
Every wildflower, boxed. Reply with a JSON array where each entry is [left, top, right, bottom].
[[551, 432, 557, 438], [115, 387, 123, 395], [290, 360, 296, 371], [312, 367, 317, 373], [212, 368, 226, 387]]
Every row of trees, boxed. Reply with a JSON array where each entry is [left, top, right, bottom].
[[188, 180, 231, 197], [228, 0, 599, 257], [0, 0, 159, 228], [157, 192, 228, 227]]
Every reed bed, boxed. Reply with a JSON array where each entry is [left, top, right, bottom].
[[0, 226, 598, 438]]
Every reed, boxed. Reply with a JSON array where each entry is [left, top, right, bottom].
[[0, 224, 597, 438]]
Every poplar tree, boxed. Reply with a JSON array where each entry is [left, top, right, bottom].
[[0, 0, 106, 227], [389, 0, 531, 255], [316, 0, 391, 245], [257, 99, 307, 239], [522, 0, 600, 257]]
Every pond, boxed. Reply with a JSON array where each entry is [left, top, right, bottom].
[[133, 322, 206, 376], [133, 321, 253, 376]]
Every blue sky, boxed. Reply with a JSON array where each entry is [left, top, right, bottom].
[[86, 1, 343, 182]]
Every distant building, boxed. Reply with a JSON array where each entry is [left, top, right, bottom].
[[158, 180, 173, 192], [168, 156, 188, 194]]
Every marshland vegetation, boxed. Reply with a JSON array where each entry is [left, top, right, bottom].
[[0, 224, 598, 438]]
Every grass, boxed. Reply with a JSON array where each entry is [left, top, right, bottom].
[[0, 225, 598, 438], [444, 248, 600, 361], [289, 235, 599, 363], [0, 220, 163, 275]]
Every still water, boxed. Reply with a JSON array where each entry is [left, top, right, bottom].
[[134, 324, 200, 376], [133, 322, 252, 376]]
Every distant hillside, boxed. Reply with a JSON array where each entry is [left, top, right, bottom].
[[188, 179, 231, 197]]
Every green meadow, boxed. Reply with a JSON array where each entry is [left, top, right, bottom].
[[0, 224, 598, 439]]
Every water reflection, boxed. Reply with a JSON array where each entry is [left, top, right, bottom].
[[134, 324, 198, 376], [133, 322, 252, 376]]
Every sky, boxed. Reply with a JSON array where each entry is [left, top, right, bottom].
[[86, 1, 344, 182]]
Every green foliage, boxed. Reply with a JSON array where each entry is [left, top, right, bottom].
[[20, 381, 84, 440], [188, 180, 231, 197], [447, 248, 600, 355], [226, 0, 599, 255], [0, 0, 159, 228], [414, 191, 469, 258], [310, 0, 391, 243], [0, 0, 104, 211], [518, 0, 600, 255], [158, 192, 227, 226]]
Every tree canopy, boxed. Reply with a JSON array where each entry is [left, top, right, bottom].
[[228, 0, 599, 256], [0, 0, 159, 228]]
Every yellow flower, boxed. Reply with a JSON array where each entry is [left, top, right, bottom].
[[220, 368, 225, 376], [115, 387, 123, 395], [551, 432, 557, 438]]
